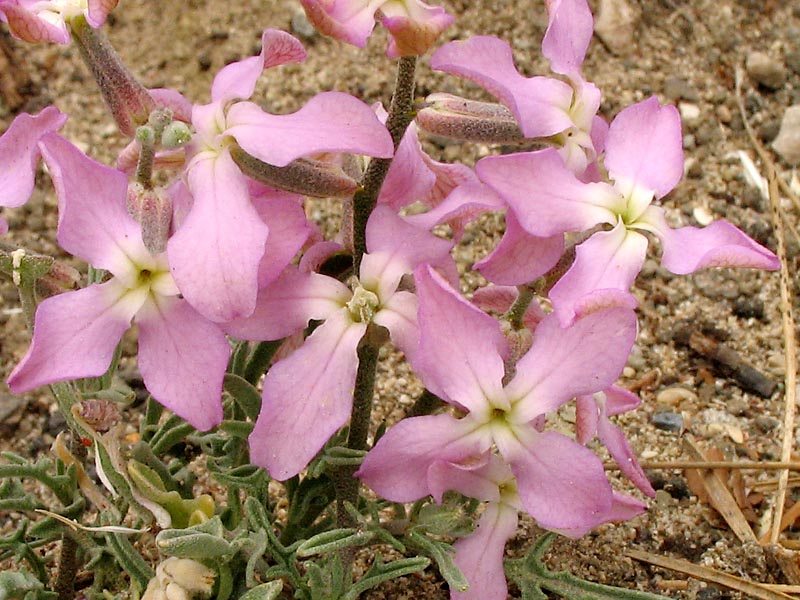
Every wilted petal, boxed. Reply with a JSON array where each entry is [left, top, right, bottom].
[[86, 0, 118, 28], [414, 265, 507, 414], [39, 134, 145, 276], [498, 429, 613, 534], [0, 107, 66, 209], [640, 205, 780, 274], [0, 4, 70, 43], [226, 92, 393, 167], [356, 413, 490, 501], [604, 384, 640, 416], [169, 148, 269, 322], [249, 312, 366, 480], [555, 491, 646, 537], [224, 268, 348, 341], [475, 211, 564, 286], [548, 223, 647, 326], [136, 296, 229, 431], [542, 0, 593, 79], [596, 416, 654, 496], [379, 0, 454, 58], [211, 29, 306, 103], [477, 149, 617, 237], [605, 97, 683, 199], [505, 306, 637, 422], [8, 281, 137, 392], [299, 0, 383, 48], [472, 285, 546, 331], [575, 394, 599, 445], [431, 36, 575, 138], [452, 501, 518, 600]]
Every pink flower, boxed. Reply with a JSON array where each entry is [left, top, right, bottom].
[[168, 29, 393, 322], [0, 106, 67, 234], [477, 96, 780, 324], [357, 264, 640, 534], [0, 0, 117, 44], [7, 135, 230, 431], [300, 0, 454, 57]]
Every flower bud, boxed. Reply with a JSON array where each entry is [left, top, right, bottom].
[[161, 122, 193, 149], [127, 182, 173, 255], [70, 15, 155, 136], [416, 93, 525, 144], [34, 259, 81, 298]]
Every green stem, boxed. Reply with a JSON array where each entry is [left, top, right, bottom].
[[352, 56, 417, 274], [503, 284, 537, 330]]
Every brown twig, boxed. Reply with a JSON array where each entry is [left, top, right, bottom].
[[605, 460, 800, 471]]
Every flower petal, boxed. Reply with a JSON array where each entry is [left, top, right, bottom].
[[605, 97, 683, 199], [379, 0, 454, 58], [249, 312, 366, 480], [477, 149, 617, 237], [596, 416, 655, 497], [211, 29, 306, 103], [86, 0, 118, 28], [7, 281, 135, 392], [299, 0, 383, 48], [136, 296, 229, 431], [226, 92, 393, 167], [168, 148, 269, 322], [404, 181, 504, 239], [640, 205, 780, 273], [542, 0, 593, 78], [0, 4, 70, 43], [0, 107, 66, 209], [505, 306, 637, 422], [374, 290, 418, 360], [414, 265, 507, 414]]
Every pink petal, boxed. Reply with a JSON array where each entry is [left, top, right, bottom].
[[211, 29, 306, 103], [7, 281, 135, 392], [0, 5, 70, 43], [472, 285, 547, 331], [555, 491, 646, 537], [249, 312, 366, 480], [373, 290, 418, 360], [356, 414, 490, 502], [596, 417, 655, 497], [640, 206, 780, 274], [86, 0, 118, 28], [426, 454, 498, 504], [575, 395, 599, 445], [136, 296, 229, 431], [477, 149, 617, 237], [605, 97, 683, 199], [226, 92, 393, 167], [414, 265, 507, 414], [224, 268, 349, 341], [475, 210, 564, 286], [379, 1, 454, 58], [299, 0, 382, 48], [149, 88, 193, 122], [548, 223, 647, 326], [378, 123, 436, 210], [168, 148, 269, 322], [0, 107, 66, 209], [505, 306, 637, 422], [603, 384, 640, 416], [542, 0, 593, 78], [499, 429, 613, 533], [452, 502, 518, 600], [38, 134, 145, 276], [431, 36, 575, 138]]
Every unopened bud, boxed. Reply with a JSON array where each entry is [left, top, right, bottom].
[[76, 398, 120, 433], [136, 125, 157, 146], [231, 145, 358, 198], [70, 15, 155, 137], [35, 260, 81, 298], [161, 122, 193, 149], [127, 183, 173, 255], [416, 93, 525, 144]]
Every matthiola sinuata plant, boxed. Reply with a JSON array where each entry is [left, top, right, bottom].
[[0, 0, 780, 599]]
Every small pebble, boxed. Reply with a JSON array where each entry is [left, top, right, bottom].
[[678, 102, 701, 128], [652, 411, 684, 432], [773, 105, 800, 165], [786, 50, 800, 75], [755, 416, 779, 432], [746, 51, 787, 90], [663, 76, 700, 102], [593, 0, 640, 56], [656, 387, 698, 406], [732, 297, 764, 320]]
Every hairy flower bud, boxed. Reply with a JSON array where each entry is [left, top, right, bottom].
[[70, 15, 155, 136], [127, 182, 173, 255], [415, 93, 525, 144]]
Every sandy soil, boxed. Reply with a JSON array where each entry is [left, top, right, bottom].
[[1, 1, 799, 598]]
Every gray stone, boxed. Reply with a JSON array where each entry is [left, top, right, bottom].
[[746, 51, 787, 90], [663, 76, 700, 102], [594, 0, 640, 56], [773, 105, 800, 165], [652, 411, 683, 432]]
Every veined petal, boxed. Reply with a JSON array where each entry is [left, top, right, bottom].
[[575, 394, 599, 445], [639, 205, 780, 274], [0, 107, 66, 210], [226, 92, 393, 167], [604, 384, 641, 416], [356, 413, 490, 502], [249, 312, 366, 480], [542, 0, 593, 79], [39, 134, 145, 276], [168, 147, 269, 322], [548, 222, 647, 326], [498, 429, 614, 533], [431, 36, 576, 138], [414, 265, 507, 414], [475, 210, 564, 286], [0, 4, 70, 43], [452, 501, 518, 600], [477, 149, 618, 237], [379, 0, 454, 58], [605, 97, 683, 199], [404, 181, 504, 239], [8, 281, 136, 392], [299, 0, 384, 48], [224, 268, 349, 341], [211, 29, 306, 104], [505, 306, 637, 422], [136, 296, 229, 431]]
